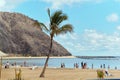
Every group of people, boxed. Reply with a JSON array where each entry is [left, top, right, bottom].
[[97, 69, 113, 79], [81, 62, 87, 69], [100, 64, 107, 69], [74, 63, 79, 68], [100, 64, 118, 70], [60, 62, 87, 69], [4, 61, 28, 69]]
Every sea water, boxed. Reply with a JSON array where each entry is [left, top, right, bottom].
[[2, 57, 120, 69]]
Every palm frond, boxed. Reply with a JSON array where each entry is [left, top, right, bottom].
[[50, 10, 68, 30], [51, 10, 62, 25], [55, 14, 68, 25], [33, 20, 49, 32], [56, 24, 73, 35], [40, 23, 49, 32], [47, 8, 51, 23]]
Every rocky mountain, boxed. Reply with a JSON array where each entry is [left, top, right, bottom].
[[0, 12, 72, 56]]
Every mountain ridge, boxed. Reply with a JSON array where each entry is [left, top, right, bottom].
[[0, 12, 71, 56]]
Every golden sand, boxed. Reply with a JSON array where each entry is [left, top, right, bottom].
[[1, 67, 120, 80]]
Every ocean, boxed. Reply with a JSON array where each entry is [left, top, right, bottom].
[[2, 56, 120, 69]]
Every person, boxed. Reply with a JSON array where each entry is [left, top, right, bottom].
[[24, 61, 26, 67], [103, 64, 105, 69], [31, 64, 38, 70], [5, 61, 10, 68], [100, 64, 102, 69], [74, 63, 76, 68], [81, 62, 84, 69], [115, 66, 117, 70], [83, 63, 87, 69], [61, 63, 63, 68], [104, 69, 113, 76], [63, 63, 65, 68], [61, 63, 65, 68], [108, 65, 110, 69], [76, 63, 79, 68], [92, 64, 93, 69]]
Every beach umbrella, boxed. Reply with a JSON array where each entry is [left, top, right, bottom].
[[0, 50, 8, 79]]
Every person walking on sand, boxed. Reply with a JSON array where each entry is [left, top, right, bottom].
[[5, 61, 10, 68]]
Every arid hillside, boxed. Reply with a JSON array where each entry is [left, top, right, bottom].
[[0, 12, 71, 56]]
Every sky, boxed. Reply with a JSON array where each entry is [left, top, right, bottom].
[[1, 0, 120, 56]]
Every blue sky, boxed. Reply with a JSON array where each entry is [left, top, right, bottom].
[[1, 0, 120, 56]]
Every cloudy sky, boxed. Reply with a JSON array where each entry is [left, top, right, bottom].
[[1, 0, 120, 56]]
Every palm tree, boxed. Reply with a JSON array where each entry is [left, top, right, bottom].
[[34, 8, 73, 77]]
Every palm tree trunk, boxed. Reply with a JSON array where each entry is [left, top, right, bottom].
[[40, 38, 53, 77]]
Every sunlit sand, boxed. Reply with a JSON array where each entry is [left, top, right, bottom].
[[1, 67, 120, 80]]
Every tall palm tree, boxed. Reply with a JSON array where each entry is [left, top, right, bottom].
[[35, 8, 73, 77]]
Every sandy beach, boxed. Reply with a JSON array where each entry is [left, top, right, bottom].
[[1, 67, 120, 80], [1, 56, 120, 80], [2, 56, 76, 60]]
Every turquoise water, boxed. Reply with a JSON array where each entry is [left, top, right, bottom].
[[2, 57, 120, 69]]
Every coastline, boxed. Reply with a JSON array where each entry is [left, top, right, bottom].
[[2, 56, 76, 59], [1, 56, 120, 80]]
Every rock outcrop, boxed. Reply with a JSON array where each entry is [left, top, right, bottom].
[[0, 12, 71, 56]]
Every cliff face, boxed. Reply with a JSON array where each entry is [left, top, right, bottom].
[[0, 12, 71, 56]]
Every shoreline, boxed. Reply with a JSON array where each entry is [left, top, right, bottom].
[[2, 56, 76, 59]]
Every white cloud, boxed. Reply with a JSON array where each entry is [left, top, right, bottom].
[[84, 29, 104, 39], [42, 0, 103, 9], [83, 30, 120, 51], [42, 0, 79, 9], [0, 0, 6, 8], [106, 13, 119, 22], [117, 26, 120, 31], [0, 0, 26, 11], [55, 29, 120, 56]]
